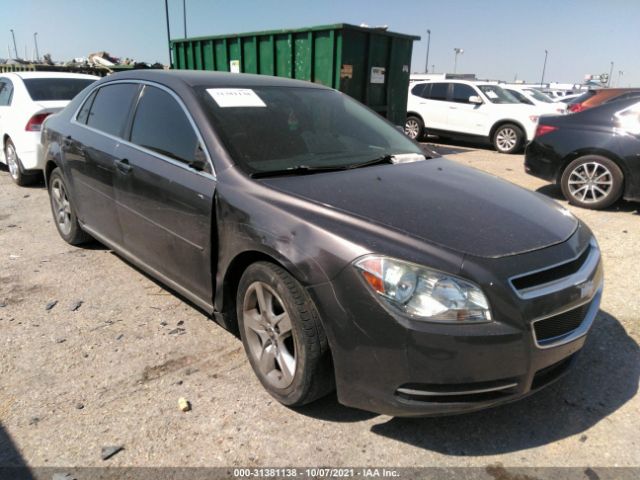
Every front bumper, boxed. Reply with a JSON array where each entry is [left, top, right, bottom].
[[308, 228, 603, 417]]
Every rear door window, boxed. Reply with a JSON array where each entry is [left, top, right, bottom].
[[420, 83, 432, 99], [86, 83, 139, 137], [411, 84, 425, 97], [428, 83, 449, 101], [129, 85, 199, 165]]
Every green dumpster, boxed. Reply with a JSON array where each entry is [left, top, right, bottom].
[[171, 23, 420, 126]]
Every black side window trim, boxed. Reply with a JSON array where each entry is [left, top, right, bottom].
[[71, 80, 216, 178]]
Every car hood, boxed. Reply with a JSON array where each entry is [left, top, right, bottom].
[[260, 158, 578, 258]]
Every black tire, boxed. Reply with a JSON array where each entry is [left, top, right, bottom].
[[48, 168, 92, 245], [4, 138, 35, 186], [405, 115, 424, 141], [560, 155, 624, 210], [236, 261, 334, 406], [492, 123, 524, 154]]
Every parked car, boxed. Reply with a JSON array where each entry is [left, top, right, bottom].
[[555, 93, 585, 104], [41, 70, 603, 416], [501, 85, 567, 115], [567, 88, 640, 113], [526, 98, 640, 209], [405, 80, 541, 153], [0, 71, 98, 185]]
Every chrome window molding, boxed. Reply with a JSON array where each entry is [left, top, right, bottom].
[[70, 78, 216, 180]]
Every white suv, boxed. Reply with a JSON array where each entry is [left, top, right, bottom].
[[405, 80, 541, 153]]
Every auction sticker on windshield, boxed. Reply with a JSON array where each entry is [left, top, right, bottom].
[[207, 88, 266, 108]]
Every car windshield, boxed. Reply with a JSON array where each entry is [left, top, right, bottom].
[[477, 85, 520, 104], [23, 78, 96, 101], [198, 86, 424, 175], [524, 88, 554, 103]]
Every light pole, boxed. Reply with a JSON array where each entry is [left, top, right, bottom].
[[183, 0, 187, 38], [608, 61, 614, 87], [453, 48, 463, 74], [540, 49, 548, 88], [9, 29, 18, 59], [424, 29, 431, 73], [33, 32, 39, 62], [164, 0, 172, 66]]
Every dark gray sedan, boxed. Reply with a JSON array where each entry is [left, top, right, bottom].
[[40, 70, 603, 416]]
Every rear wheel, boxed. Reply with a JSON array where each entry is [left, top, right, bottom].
[[4, 138, 34, 186], [48, 168, 92, 245], [405, 116, 424, 141], [492, 124, 524, 154], [560, 155, 623, 209], [237, 262, 333, 406]]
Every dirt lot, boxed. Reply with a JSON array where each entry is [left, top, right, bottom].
[[0, 144, 638, 469]]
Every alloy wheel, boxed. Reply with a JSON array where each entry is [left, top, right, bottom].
[[495, 127, 518, 152], [405, 119, 420, 139], [242, 281, 296, 389], [567, 162, 613, 204], [50, 178, 73, 236], [5, 143, 19, 180]]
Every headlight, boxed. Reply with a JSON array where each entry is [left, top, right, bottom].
[[354, 256, 491, 323]]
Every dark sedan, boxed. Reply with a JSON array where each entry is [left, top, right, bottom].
[[40, 70, 603, 416], [526, 97, 640, 209]]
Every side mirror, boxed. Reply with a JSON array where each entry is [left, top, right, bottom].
[[469, 95, 483, 105]]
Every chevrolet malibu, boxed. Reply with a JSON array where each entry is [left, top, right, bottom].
[[40, 70, 603, 416]]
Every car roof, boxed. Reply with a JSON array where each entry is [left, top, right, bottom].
[[4, 71, 100, 80], [101, 69, 332, 90]]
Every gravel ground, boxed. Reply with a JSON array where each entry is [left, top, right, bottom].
[[0, 144, 638, 470]]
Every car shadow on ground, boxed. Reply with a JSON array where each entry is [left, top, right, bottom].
[[0, 423, 34, 479], [423, 136, 495, 154], [369, 310, 638, 455], [536, 184, 640, 215], [295, 311, 639, 454]]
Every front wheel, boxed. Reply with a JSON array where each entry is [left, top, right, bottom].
[[560, 155, 624, 209], [492, 124, 524, 154], [237, 262, 334, 406], [405, 116, 424, 141]]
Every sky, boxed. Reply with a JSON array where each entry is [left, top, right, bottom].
[[1, 0, 639, 86]]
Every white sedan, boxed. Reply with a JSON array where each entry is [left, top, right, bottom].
[[501, 85, 567, 115], [0, 71, 98, 185]]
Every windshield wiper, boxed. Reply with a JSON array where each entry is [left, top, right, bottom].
[[249, 155, 395, 179], [250, 164, 348, 178]]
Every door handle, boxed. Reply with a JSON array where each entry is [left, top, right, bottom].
[[449, 106, 458, 109], [114, 158, 132, 174]]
